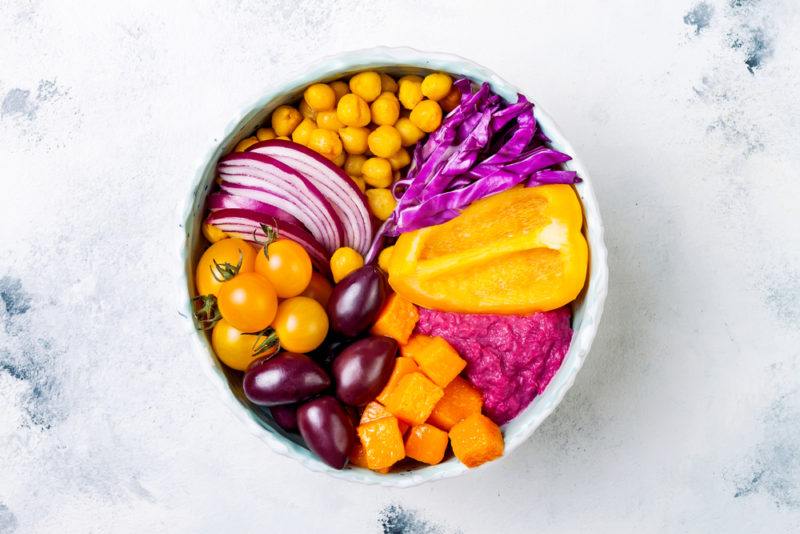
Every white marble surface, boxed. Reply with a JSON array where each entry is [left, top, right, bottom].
[[1, 1, 799, 532]]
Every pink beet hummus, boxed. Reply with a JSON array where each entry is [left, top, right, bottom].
[[416, 307, 573, 425]]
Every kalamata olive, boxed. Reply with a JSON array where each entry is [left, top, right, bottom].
[[327, 265, 387, 337], [308, 334, 349, 371], [269, 404, 298, 432], [332, 336, 398, 406], [297, 396, 356, 469], [243, 352, 330, 406]]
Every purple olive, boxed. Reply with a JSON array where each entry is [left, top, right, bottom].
[[327, 265, 387, 337], [269, 404, 298, 432], [243, 353, 330, 406], [297, 396, 356, 469], [332, 336, 398, 406]]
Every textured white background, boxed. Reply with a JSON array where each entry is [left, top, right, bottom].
[[1, 1, 799, 532]]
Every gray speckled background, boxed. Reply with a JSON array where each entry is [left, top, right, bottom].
[[1, 1, 799, 532]]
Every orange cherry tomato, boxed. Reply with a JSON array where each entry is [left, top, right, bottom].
[[217, 273, 278, 333], [195, 238, 256, 297], [300, 272, 334, 307], [254, 239, 313, 298]]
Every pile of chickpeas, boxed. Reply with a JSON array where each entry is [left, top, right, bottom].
[[233, 71, 460, 221]]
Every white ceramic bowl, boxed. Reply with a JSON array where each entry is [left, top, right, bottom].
[[178, 47, 608, 487]]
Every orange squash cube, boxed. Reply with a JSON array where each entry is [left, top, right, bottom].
[[401, 335, 466, 388], [348, 441, 369, 468], [370, 293, 419, 345], [376, 357, 419, 405], [405, 424, 449, 465], [427, 376, 483, 431], [449, 413, 504, 468], [360, 400, 409, 435], [383, 372, 444, 425], [357, 416, 406, 470]]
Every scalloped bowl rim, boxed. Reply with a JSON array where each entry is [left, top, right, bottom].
[[177, 46, 608, 487]]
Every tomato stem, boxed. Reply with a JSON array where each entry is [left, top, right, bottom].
[[210, 250, 243, 283], [192, 294, 221, 330], [252, 326, 280, 355]]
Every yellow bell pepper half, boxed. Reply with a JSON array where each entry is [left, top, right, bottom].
[[387, 185, 588, 314]]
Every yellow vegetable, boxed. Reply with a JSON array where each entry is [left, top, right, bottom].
[[202, 222, 228, 243], [256, 127, 276, 141], [299, 99, 317, 121], [398, 75, 424, 110], [388, 148, 410, 170], [333, 151, 346, 167], [370, 92, 400, 126], [291, 118, 316, 146], [349, 71, 382, 102], [271, 105, 303, 136], [368, 125, 402, 159], [380, 73, 398, 93], [339, 126, 370, 154], [349, 175, 366, 193], [316, 110, 344, 131], [337, 93, 371, 127], [409, 100, 442, 133], [395, 117, 425, 146], [344, 154, 367, 176], [303, 83, 336, 111], [378, 246, 394, 272], [361, 157, 393, 188], [234, 136, 258, 152], [421, 72, 453, 101], [307, 128, 342, 160], [330, 247, 365, 283], [329, 80, 349, 103], [366, 188, 396, 221]]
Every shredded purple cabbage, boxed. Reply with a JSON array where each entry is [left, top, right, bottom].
[[365, 80, 579, 263]]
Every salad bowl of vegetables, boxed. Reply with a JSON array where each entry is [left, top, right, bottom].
[[179, 47, 608, 487]]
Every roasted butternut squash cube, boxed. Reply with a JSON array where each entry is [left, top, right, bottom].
[[376, 357, 419, 405], [404, 424, 449, 465], [348, 441, 369, 468], [449, 413, 504, 468], [370, 293, 419, 345], [427, 376, 483, 431], [384, 372, 444, 425], [360, 400, 409, 435], [357, 416, 406, 470], [401, 334, 466, 388]]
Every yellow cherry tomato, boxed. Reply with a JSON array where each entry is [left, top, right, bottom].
[[330, 247, 364, 283], [291, 118, 317, 146], [395, 117, 425, 146], [234, 136, 258, 152], [300, 271, 333, 307], [202, 222, 228, 243], [217, 272, 278, 333], [344, 154, 367, 176], [377, 246, 395, 272], [370, 93, 400, 126], [410, 100, 442, 133], [329, 80, 349, 103], [339, 126, 369, 154], [368, 125, 402, 158], [365, 188, 396, 221], [271, 296, 329, 353], [361, 157, 393, 188], [271, 105, 303, 137], [380, 73, 398, 93], [349, 71, 382, 102], [254, 239, 312, 298], [299, 99, 317, 121], [195, 238, 257, 297], [387, 148, 411, 170], [349, 175, 366, 192], [212, 319, 275, 371], [316, 110, 344, 131], [336, 94, 371, 127], [398, 75, 424, 110], [421, 72, 453, 101], [303, 83, 336, 111], [256, 127, 276, 141], [307, 128, 343, 160], [439, 86, 461, 112]]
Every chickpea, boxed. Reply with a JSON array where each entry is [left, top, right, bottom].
[[336, 93, 371, 127], [299, 99, 317, 121], [271, 105, 303, 136], [202, 222, 228, 243], [304, 83, 336, 111], [361, 157, 393, 188], [330, 247, 364, 283], [316, 110, 344, 131], [291, 118, 317, 146], [234, 136, 258, 152], [339, 126, 370, 154], [370, 92, 400, 126], [307, 128, 343, 160], [387, 147, 411, 170], [344, 154, 367, 176], [439, 86, 462, 112], [409, 100, 442, 133], [256, 127, 276, 141], [398, 75, 424, 110], [380, 73, 398, 93], [421, 72, 453, 101], [377, 245, 395, 272], [349, 175, 366, 193], [276, 136, 291, 140], [365, 188, 397, 221], [333, 151, 346, 167], [367, 125, 402, 158], [395, 117, 425, 146], [329, 80, 349, 103], [348, 71, 382, 102]]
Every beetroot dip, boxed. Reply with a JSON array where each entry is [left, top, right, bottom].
[[416, 307, 573, 425]]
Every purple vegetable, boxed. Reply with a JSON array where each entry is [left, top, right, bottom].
[[332, 336, 398, 406], [243, 353, 331, 407], [269, 404, 299, 432], [297, 396, 355, 469], [207, 192, 305, 228]]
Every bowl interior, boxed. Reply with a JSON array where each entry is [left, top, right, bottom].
[[181, 48, 607, 487]]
